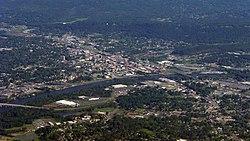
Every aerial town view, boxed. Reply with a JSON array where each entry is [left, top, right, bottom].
[[0, 0, 249, 141]]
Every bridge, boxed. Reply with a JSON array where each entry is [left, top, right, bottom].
[[0, 103, 49, 110]]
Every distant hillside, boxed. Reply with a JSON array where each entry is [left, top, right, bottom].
[[0, 0, 250, 43], [0, 0, 249, 24]]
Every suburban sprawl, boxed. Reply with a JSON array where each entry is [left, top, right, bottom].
[[0, 0, 250, 141]]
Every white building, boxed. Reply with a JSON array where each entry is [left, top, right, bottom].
[[112, 84, 128, 89], [78, 96, 88, 99], [89, 98, 100, 101], [56, 100, 79, 107]]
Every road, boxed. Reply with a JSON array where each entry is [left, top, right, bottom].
[[0, 103, 48, 110]]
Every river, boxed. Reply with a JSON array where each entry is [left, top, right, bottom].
[[0, 74, 173, 112]]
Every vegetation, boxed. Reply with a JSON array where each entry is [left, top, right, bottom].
[[117, 87, 195, 111], [0, 108, 56, 130], [185, 82, 216, 97], [35, 115, 241, 141]]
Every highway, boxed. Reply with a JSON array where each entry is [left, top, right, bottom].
[[0, 103, 48, 110]]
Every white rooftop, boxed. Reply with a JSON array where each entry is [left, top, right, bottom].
[[56, 100, 79, 106], [112, 84, 128, 89]]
